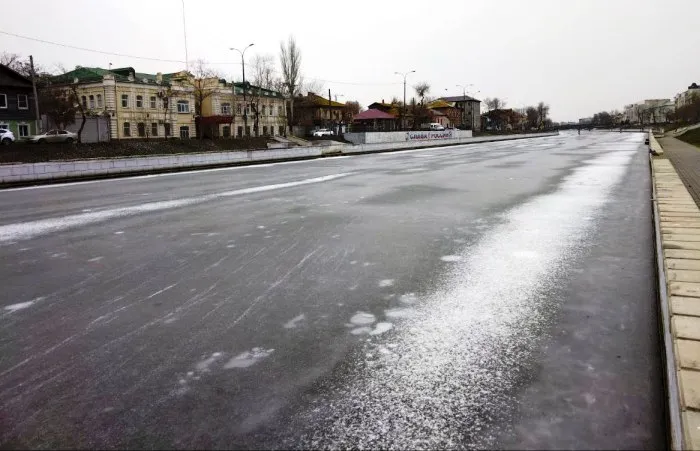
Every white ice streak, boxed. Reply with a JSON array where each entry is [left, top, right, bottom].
[[224, 347, 275, 369], [4, 299, 40, 312], [378, 279, 394, 287], [296, 150, 636, 449], [283, 314, 306, 329], [0, 173, 353, 243]]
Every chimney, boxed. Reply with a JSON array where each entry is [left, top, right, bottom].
[[156, 72, 163, 83]]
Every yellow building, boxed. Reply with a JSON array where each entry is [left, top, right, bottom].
[[48, 66, 196, 139], [198, 77, 288, 138]]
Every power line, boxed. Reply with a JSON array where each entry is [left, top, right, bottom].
[[0, 29, 187, 64], [1, 29, 402, 87]]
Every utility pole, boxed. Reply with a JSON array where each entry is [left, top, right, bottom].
[[395, 70, 415, 130], [181, 0, 189, 71], [328, 88, 332, 130], [230, 44, 254, 137], [29, 55, 41, 133]]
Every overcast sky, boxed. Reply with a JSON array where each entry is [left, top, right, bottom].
[[3, 0, 699, 121]]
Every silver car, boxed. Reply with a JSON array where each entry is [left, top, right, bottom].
[[29, 129, 78, 144]]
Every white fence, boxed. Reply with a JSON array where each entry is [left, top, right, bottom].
[[0, 132, 559, 184], [344, 129, 473, 144]]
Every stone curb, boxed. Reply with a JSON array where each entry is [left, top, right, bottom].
[[651, 150, 700, 450]]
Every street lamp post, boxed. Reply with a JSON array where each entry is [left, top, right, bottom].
[[230, 43, 254, 137], [456, 83, 473, 128], [395, 70, 415, 130]]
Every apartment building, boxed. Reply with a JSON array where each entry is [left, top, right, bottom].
[[47, 66, 196, 140], [198, 78, 287, 138]]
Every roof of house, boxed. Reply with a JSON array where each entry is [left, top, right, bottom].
[[296, 92, 345, 107], [429, 108, 446, 116], [0, 63, 32, 88], [49, 66, 174, 86], [353, 109, 396, 121], [440, 95, 481, 103], [427, 99, 455, 109]]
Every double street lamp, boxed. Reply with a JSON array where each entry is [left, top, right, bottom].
[[395, 70, 415, 130], [230, 43, 254, 136], [456, 83, 474, 128]]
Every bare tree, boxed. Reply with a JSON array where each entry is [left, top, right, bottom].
[[536, 102, 550, 129], [413, 82, 431, 105], [251, 54, 276, 90], [299, 76, 324, 96], [182, 59, 221, 139], [484, 97, 507, 111], [525, 106, 538, 129], [39, 87, 77, 132], [280, 35, 302, 129]]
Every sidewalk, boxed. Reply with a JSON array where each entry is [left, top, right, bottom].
[[660, 136, 700, 206], [651, 140, 700, 449]]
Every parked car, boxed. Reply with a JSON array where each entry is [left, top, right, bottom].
[[29, 129, 78, 144], [311, 128, 334, 137], [420, 123, 446, 131], [0, 129, 15, 145]]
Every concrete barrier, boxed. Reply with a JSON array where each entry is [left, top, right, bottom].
[[0, 132, 558, 185]]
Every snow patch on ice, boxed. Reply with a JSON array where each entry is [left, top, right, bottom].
[[283, 314, 306, 329], [440, 255, 462, 262], [350, 312, 376, 326], [385, 308, 415, 319], [88, 256, 104, 262], [224, 347, 274, 369], [369, 322, 393, 336], [351, 327, 372, 335], [196, 352, 223, 372], [379, 279, 394, 287]]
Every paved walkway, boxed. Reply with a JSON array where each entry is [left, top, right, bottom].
[[660, 136, 700, 206], [653, 148, 700, 449]]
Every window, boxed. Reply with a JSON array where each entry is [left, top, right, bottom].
[[278, 106, 283, 116], [221, 103, 231, 115], [177, 100, 190, 113], [262, 126, 268, 136], [245, 104, 251, 115], [0, 124, 8, 129], [0, 94, 7, 109], [236, 104, 242, 114], [151, 123, 158, 136], [18, 124, 29, 137], [89, 95, 95, 109], [179, 126, 190, 139], [163, 98, 169, 109], [123, 122, 131, 137], [96, 94, 103, 108], [279, 126, 284, 136], [269, 104, 273, 116], [81, 96, 87, 109], [222, 125, 231, 137], [18, 94, 29, 110], [237, 126, 243, 137], [137, 123, 146, 137], [164, 123, 171, 136], [270, 127, 275, 136], [121, 94, 129, 108], [150, 96, 156, 109], [136, 95, 143, 108], [262, 105, 266, 116], [245, 126, 251, 137]]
